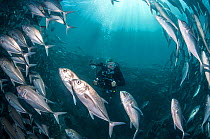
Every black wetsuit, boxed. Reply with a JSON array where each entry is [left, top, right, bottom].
[[95, 63, 125, 93]]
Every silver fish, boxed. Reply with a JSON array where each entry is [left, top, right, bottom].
[[171, 99, 188, 139], [27, 1, 47, 18], [59, 68, 79, 105], [34, 122, 49, 137], [0, 58, 26, 86], [22, 25, 53, 56], [8, 29, 29, 48], [153, 1, 178, 30], [5, 92, 28, 113], [178, 19, 202, 66], [155, 15, 179, 56], [8, 105, 25, 130], [0, 117, 18, 139], [180, 62, 189, 86], [193, 14, 210, 54], [120, 91, 143, 139], [43, 0, 74, 22], [71, 79, 125, 137], [192, 84, 201, 98], [65, 129, 82, 139], [16, 85, 66, 125], [46, 15, 75, 34], [201, 95, 210, 131], [201, 51, 210, 88], [0, 35, 23, 55], [31, 74, 46, 97], [11, 56, 36, 77], [186, 105, 200, 123]]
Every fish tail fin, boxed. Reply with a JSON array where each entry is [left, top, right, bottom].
[[46, 18, 52, 29], [63, 11, 75, 22], [26, 64, 37, 77], [133, 129, 139, 139], [182, 132, 190, 139], [44, 45, 54, 56], [66, 25, 76, 35], [53, 112, 67, 125], [109, 121, 125, 137], [28, 47, 36, 53], [23, 52, 35, 65], [201, 122, 205, 133]]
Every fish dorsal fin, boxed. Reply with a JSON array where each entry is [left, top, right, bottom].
[[131, 105, 143, 116]]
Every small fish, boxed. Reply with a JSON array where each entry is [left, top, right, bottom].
[[0, 58, 26, 86], [8, 105, 26, 130], [11, 56, 36, 77], [31, 73, 47, 97], [22, 24, 54, 56], [120, 91, 143, 139], [155, 15, 179, 56], [0, 117, 18, 139], [192, 84, 201, 98], [65, 129, 82, 139], [171, 99, 189, 139], [178, 19, 202, 70], [16, 85, 66, 125], [202, 51, 210, 89], [201, 95, 210, 132], [42, 0, 74, 22], [8, 29, 29, 48], [34, 122, 49, 137], [27, 1, 47, 18], [46, 15, 76, 34], [186, 105, 200, 123], [193, 14, 210, 54], [5, 92, 28, 114], [153, 1, 178, 30], [180, 62, 189, 86]]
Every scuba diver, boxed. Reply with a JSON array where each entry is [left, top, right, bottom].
[[91, 59, 125, 97]]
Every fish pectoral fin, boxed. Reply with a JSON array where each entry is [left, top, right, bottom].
[[35, 109, 42, 115], [131, 105, 143, 116], [89, 111, 94, 120], [10, 78, 16, 86], [130, 121, 132, 129], [101, 97, 109, 104], [174, 123, 176, 130]]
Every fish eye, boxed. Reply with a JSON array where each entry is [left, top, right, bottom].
[[77, 80, 81, 85], [63, 69, 67, 72]]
